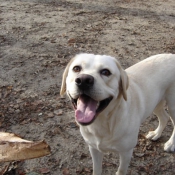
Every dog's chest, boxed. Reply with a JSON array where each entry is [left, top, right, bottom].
[[80, 126, 120, 153]]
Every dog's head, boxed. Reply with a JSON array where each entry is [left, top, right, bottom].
[[60, 54, 129, 125]]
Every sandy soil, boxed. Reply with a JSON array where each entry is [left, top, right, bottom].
[[0, 0, 175, 174]]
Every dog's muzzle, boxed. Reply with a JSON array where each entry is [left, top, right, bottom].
[[68, 74, 113, 125]]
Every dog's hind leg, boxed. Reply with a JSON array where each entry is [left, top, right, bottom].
[[146, 100, 169, 141], [164, 91, 175, 152]]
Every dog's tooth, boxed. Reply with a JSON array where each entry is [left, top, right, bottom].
[[96, 102, 100, 109], [77, 98, 80, 105]]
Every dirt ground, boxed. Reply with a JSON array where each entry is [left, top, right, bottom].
[[0, 0, 175, 174]]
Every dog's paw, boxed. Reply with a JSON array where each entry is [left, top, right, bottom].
[[146, 131, 161, 141], [164, 139, 175, 152]]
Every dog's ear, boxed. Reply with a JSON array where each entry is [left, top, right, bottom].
[[60, 57, 75, 96], [115, 60, 129, 101]]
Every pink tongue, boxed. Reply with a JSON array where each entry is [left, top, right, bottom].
[[75, 95, 98, 124]]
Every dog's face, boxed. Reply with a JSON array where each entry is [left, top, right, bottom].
[[60, 54, 128, 125]]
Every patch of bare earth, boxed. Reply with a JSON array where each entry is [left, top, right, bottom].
[[0, 0, 175, 174]]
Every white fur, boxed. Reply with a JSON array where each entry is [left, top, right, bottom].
[[61, 53, 175, 175]]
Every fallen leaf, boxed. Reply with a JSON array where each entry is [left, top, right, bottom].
[[83, 167, 91, 173], [7, 86, 13, 90], [18, 169, 26, 175], [54, 109, 63, 115], [62, 168, 70, 175], [67, 38, 76, 44], [39, 167, 50, 174], [47, 112, 54, 118], [135, 153, 145, 157]]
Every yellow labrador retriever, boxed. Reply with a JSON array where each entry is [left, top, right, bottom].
[[60, 53, 175, 175]]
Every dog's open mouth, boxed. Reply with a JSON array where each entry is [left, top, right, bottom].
[[71, 94, 113, 125]]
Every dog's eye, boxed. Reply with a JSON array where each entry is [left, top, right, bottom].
[[73, 66, 81, 72], [100, 69, 111, 76]]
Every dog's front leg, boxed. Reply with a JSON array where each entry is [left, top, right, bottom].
[[89, 146, 103, 175], [116, 149, 133, 175]]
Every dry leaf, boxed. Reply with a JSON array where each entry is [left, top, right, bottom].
[[54, 109, 63, 115], [67, 38, 76, 44], [62, 168, 70, 175], [0, 132, 51, 162], [39, 167, 50, 174]]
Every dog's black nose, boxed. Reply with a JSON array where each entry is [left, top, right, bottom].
[[75, 74, 94, 89]]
